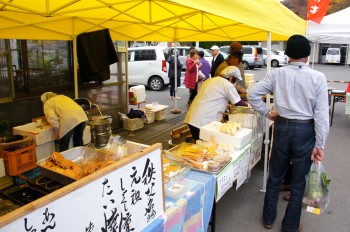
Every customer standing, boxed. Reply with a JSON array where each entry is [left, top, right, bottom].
[[185, 66, 248, 141], [167, 50, 183, 99], [210, 45, 224, 77], [248, 35, 329, 232], [198, 50, 210, 80], [41, 92, 88, 152], [183, 49, 199, 108]]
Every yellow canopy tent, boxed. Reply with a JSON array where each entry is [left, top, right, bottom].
[[0, 0, 306, 191], [0, 0, 305, 41]]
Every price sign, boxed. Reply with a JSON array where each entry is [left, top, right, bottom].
[[216, 164, 234, 202]]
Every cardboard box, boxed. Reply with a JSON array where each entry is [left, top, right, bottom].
[[123, 118, 144, 131], [144, 111, 155, 124], [155, 109, 166, 121], [13, 122, 58, 145]]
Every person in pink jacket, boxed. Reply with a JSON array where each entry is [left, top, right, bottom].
[[183, 49, 199, 108]]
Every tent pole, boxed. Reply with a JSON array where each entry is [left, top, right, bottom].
[[345, 44, 349, 66], [312, 42, 316, 69], [171, 28, 181, 114], [73, 36, 78, 99], [261, 31, 272, 193]]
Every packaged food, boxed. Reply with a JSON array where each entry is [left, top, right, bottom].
[[207, 161, 221, 172]]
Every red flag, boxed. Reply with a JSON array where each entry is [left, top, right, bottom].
[[307, 0, 330, 23]]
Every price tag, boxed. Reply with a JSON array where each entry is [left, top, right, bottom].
[[306, 206, 321, 215], [216, 165, 234, 201]]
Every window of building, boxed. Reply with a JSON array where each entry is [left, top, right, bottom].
[[0, 39, 74, 100]]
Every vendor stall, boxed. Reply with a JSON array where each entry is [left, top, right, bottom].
[[0, 142, 165, 231]]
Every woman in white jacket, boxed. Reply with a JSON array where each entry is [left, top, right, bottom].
[[41, 92, 88, 151]]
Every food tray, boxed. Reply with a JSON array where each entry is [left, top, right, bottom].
[[167, 143, 232, 174], [37, 141, 149, 185], [163, 154, 189, 184]]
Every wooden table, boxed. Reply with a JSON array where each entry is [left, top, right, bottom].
[[329, 91, 346, 126]]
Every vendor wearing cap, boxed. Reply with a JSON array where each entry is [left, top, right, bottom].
[[215, 42, 247, 95], [184, 66, 248, 141], [41, 92, 88, 152], [210, 45, 225, 77]]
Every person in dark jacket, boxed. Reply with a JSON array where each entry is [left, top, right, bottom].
[[167, 50, 183, 99], [210, 45, 224, 77]]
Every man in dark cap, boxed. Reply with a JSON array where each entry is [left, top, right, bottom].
[[248, 34, 329, 232]]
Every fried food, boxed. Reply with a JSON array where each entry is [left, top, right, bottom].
[[40, 152, 115, 180]]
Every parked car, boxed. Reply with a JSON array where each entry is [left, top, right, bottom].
[[262, 48, 288, 67], [128, 46, 169, 91], [219, 45, 264, 69], [325, 48, 341, 64], [169, 47, 212, 70]]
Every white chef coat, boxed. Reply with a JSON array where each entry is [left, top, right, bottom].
[[184, 76, 241, 128], [43, 95, 88, 138]]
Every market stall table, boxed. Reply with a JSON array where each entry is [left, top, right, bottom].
[[142, 171, 215, 232], [329, 90, 346, 126]]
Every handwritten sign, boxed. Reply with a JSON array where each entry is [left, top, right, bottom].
[[0, 145, 164, 232], [249, 133, 264, 171], [236, 150, 250, 190], [117, 41, 127, 53], [215, 164, 234, 202]]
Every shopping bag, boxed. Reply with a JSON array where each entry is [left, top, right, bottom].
[[302, 162, 331, 215]]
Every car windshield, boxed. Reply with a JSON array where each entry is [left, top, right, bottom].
[[327, 49, 339, 55]]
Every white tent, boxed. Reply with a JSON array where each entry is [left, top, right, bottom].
[[307, 7, 350, 65], [308, 7, 350, 44]]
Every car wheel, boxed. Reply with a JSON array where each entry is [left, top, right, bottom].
[[148, 76, 164, 91], [271, 60, 279, 67], [243, 61, 249, 70]]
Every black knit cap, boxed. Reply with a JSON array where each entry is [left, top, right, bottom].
[[285, 34, 311, 59]]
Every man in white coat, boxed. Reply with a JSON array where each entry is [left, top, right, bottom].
[[41, 92, 88, 151]]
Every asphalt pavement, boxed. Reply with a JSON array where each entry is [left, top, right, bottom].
[[123, 63, 350, 231]]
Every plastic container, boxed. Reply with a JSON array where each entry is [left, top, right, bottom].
[[155, 109, 166, 121], [1, 144, 36, 176], [123, 118, 144, 131], [12, 167, 41, 185], [144, 111, 155, 124], [130, 85, 146, 103], [0, 136, 31, 152]]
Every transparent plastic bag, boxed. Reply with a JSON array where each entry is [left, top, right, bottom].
[[104, 135, 127, 161], [302, 162, 331, 214]]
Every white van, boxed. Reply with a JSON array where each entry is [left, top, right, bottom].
[[128, 46, 169, 91], [325, 48, 341, 64]]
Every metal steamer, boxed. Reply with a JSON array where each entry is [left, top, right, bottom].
[[88, 119, 111, 148]]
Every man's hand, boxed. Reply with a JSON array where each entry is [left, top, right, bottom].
[[311, 147, 324, 163], [267, 111, 279, 121]]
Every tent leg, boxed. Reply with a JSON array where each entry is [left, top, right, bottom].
[[73, 36, 78, 99], [312, 42, 316, 69], [172, 31, 181, 114], [261, 31, 272, 193]]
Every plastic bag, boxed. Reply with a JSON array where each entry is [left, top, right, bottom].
[[302, 162, 331, 214], [104, 135, 128, 161]]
